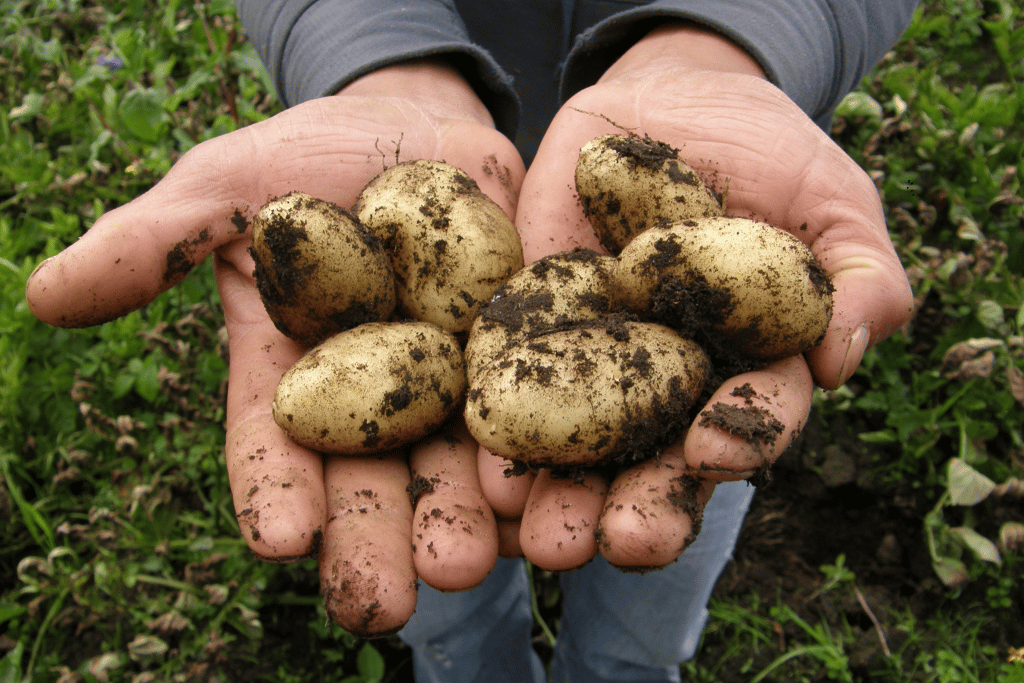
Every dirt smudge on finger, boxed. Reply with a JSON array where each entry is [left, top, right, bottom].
[[666, 475, 707, 550], [165, 228, 213, 284], [405, 474, 439, 506], [321, 551, 408, 638]]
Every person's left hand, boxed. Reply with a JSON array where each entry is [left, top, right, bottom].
[[478, 23, 914, 570]]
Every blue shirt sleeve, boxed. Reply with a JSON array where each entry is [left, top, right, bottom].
[[559, 0, 920, 130], [235, 0, 520, 136], [235, 0, 920, 159]]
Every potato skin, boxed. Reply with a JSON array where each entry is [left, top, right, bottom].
[[464, 249, 617, 381], [353, 160, 524, 337], [251, 192, 396, 348], [465, 319, 710, 468], [273, 322, 466, 454], [615, 217, 834, 360], [575, 134, 722, 255]]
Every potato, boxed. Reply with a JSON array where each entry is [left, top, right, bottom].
[[575, 134, 722, 254], [251, 192, 396, 348], [273, 322, 466, 454], [353, 160, 524, 337], [615, 217, 834, 360], [464, 249, 616, 381], [465, 319, 710, 468]]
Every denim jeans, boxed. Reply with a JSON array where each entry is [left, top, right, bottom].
[[398, 480, 754, 683]]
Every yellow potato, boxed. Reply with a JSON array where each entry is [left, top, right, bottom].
[[354, 160, 524, 337], [273, 322, 466, 454], [615, 217, 834, 360], [575, 134, 722, 254], [251, 192, 396, 348], [465, 319, 710, 468], [464, 249, 617, 381]]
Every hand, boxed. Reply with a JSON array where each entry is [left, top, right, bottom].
[[26, 61, 524, 636], [480, 24, 914, 570]]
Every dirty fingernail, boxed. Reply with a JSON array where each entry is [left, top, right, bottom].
[[837, 324, 871, 386], [28, 257, 51, 284]]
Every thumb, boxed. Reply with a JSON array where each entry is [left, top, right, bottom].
[[806, 231, 914, 390], [26, 130, 256, 328]]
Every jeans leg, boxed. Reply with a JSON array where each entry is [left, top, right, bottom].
[[550, 480, 755, 683], [397, 557, 546, 683]]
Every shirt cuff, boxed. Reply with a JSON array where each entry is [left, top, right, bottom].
[[560, 0, 918, 130], [238, 0, 521, 139]]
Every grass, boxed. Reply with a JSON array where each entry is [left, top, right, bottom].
[[1, 0, 1022, 681]]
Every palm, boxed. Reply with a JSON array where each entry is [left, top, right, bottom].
[[489, 68, 912, 570]]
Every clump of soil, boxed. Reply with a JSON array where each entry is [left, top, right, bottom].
[[697, 402, 785, 447]]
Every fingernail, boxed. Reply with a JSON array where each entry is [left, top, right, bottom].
[[28, 257, 51, 284], [837, 324, 871, 386]]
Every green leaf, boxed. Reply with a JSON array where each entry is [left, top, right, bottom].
[[118, 88, 167, 143], [947, 526, 1001, 564], [0, 602, 26, 626], [134, 358, 161, 403], [836, 91, 883, 121], [858, 430, 897, 444], [932, 556, 970, 588], [0, 641, 24, 683], [947, 458, 995, 505], [356, 642, 385, 683], [113, 370, 136, 398], [128, 634, 169, 663], [977, 300, 1005, 330], [9, 92, 45, 120]]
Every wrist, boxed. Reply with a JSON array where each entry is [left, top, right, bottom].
[[600, 22, 767, 84], [337, 60, 496, 129]]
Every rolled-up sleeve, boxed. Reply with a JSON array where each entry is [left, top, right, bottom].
[[561, 0, 921, 128], [235, 0, 520, 136]]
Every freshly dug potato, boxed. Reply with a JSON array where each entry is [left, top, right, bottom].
[[615, 217, 834, 360], [273, 322, 466, 454], [353, 160, 524, 337], [251, 192, 396, 348], [464, 249, 617, 380], [465, 318, 711, 468], [575, 134, 722, 255]]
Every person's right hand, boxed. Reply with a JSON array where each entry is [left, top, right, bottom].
[[26, 61, 524, 636]]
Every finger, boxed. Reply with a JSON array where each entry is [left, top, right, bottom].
[[409, 422, 499, 592], [684, 355, 813, 481], [805, 243, 913, 388], [496, 518, 524, 558], [217, 256, 328, 559], [477, 447, 535, 519], [519, 469, 608, 571], [597, 445, 717, 569], [320, 451, 417, 638]]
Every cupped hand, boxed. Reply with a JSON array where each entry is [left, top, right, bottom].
[[481, 24, 914, 571], [26, 62, 523, 636]]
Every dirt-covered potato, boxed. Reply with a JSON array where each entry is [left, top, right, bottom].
[[273, 322, 466, 454], [615, 217, 834, 360], [575, 134, 722, 255], [353, 160, 524, 337], [465, 318, 711, 468], [251, 192, 396, 348], [464, 249, 617, 381]]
